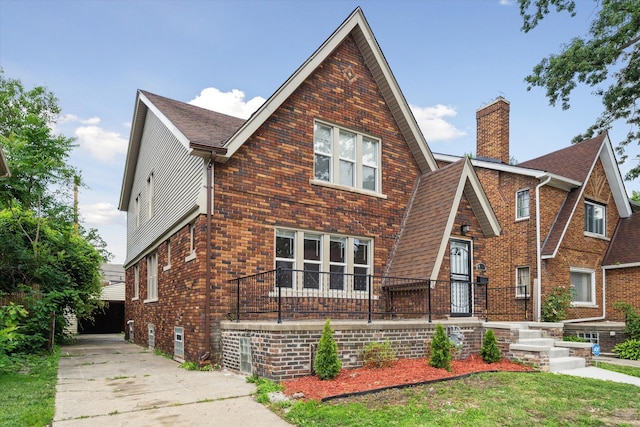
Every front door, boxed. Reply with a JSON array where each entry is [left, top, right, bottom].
[[450, 240, 472, 316]]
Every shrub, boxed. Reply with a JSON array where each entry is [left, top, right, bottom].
[[613, 339, 640, 360], [480, 329, 501, 363], [0, 303, 28, 355], [613, 302, 640, 340], [541, 286, 573, 322], [563, 335, 588, 343], [314, 319, 341, 380], [362, 340, 397, 368], [429, 324, 452, 371]]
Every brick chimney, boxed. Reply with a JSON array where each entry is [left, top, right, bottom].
[[476, 97, 510, 164]]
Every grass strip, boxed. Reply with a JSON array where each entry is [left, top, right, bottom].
[[0, 350, 60, 427]]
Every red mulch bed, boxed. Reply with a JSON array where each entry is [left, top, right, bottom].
[[282, 355, 533, 401]]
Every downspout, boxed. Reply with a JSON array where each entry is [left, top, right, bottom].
[[204, 156, 213, 357], [535, 175, 552, 321]]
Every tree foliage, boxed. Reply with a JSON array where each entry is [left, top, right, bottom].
[[0, 71, 106, 350], [480, 329, 502, 364], [428, 324, 453, 371], [519, 0, 640, 181]]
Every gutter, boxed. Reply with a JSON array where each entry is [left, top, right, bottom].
[[535, 175, 552, 321], [204, 157, 213, 358]]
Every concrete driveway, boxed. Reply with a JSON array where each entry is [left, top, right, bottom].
[[54, 334, 292, 426]]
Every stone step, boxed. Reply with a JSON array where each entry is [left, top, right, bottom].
[[549, 347, 570, 358], [549, 356, 586, 372], [518, 338, 556, 347], [518, 329, 542, 340]]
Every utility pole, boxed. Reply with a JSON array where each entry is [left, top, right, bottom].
[[73, 175, 80, 234]]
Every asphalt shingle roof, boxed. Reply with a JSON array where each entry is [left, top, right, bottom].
[[603, 212, 640, 266]]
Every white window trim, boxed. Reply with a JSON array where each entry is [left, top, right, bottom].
[[185, 223, 197, 262], [313, 121, 383, 195], [132, 264, 139, 301], [515, 188, 530, 221], [584, 201, 606, 237], [148, 324, 155, 349], [163, 240, 172, 271], [144, 252, 158, 303], [515, 266, 530, 298], [272, 228, 374, 296], [134, 193, 141, 228], [147, 172, 155, 220], [570, 267, 596, 307]]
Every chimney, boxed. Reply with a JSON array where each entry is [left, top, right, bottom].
[[476, 97, 510, 164]]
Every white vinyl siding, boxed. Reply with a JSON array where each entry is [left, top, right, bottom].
[[125, 112, 204, 265]]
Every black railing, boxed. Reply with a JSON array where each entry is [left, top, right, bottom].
[[228, 269, 530, 323]]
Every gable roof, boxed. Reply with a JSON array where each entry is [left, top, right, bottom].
[[386, 158, 500, 281], [522, 134, 632, 258], [118, 90, 245, 210], [219, 7, 437, 173], [0, 145, 9, 178], [603, 212, 640, 267]]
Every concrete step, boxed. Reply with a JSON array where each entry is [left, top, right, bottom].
[[518, 329, 542, 340], [549, 347, 570, 358], [518, 338, 556, 347], [549, 356, 586, 372]]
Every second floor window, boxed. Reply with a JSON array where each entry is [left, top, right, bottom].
[[516, 189, 530, 220], [314, 122, 380, 192], [584, 201, 605, 236], [147, 173, 155, 219]]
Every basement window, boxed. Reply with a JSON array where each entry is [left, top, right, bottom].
[[148, 324, 155, 349], [575, 331, 599, 344], [240, 337, 252, 374], [174, 327, 184, 361]]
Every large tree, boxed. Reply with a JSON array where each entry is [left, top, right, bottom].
[[0, 71, 106, 348], [519, 0, 640, 181]]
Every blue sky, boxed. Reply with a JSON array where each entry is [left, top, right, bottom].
[[1, 0, 638, 264]]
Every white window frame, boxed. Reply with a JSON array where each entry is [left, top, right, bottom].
[[174, 326, 184, 361], [134, 194, 141, 228], [515, 266, 530, 298], [148, 324, 155, 349], [185, 223, 197, 262], [313, 121, 381, 195], [163, 240, 171, 271], [145, 252, 158, 303], [584, 201, 606, 237], [133, 264, 139, 300], [147, 172, 155, 219], [273, 228, 373, 295], [515, 188, 530, 220], [570, 267, 596, 306]]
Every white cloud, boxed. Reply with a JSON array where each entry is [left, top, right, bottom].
[[410, 104, 466, 141], [75, 126, 128, 162], [499, 0, 513, 5], [59, 114, 101, 125], [80, 202, 126, 226], [188, 87, 266, 119]]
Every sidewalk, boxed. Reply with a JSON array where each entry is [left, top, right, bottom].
[[54, 334, 292, 426], [554, 356, 640, 387]]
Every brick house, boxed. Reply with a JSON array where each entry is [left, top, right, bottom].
[[435, 97, 638, 325], [118, 8, 500, 363]]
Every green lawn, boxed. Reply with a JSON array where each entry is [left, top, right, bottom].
[[282, 371, 640, 426], [0, 351, 59, 427]]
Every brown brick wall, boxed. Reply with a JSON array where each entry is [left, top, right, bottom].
[[476, 98, 510, 164], [125, 217, 209, 362], [604, 266, 640, 321]]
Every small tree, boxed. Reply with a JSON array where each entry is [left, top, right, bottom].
[[314, 319, 341, 380], [613, 302, 640, 340], [429, 324, 452, 371], [362, 340, 397, 369], [480, 329, 502, 363]]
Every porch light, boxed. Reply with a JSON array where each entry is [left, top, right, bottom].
[[460, 223, 470, 236]]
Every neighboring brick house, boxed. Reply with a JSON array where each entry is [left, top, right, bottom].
[[118, 8, 500, 363], [435, 97, 638, 323]]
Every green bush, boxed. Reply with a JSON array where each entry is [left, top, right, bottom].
[[429, 324, 452, 371], [0, 303, 28, 356], [613, 302, 640, 340], [541, 286, 573, 322], [314, 319, 341, 380], [563, 335, 588, 343], [362, 340, 397, 368], [480, 329, 501, 363], [613, 339, 640, 360]]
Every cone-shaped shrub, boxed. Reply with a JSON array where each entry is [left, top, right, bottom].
[[480, 329, 502, 363], [428, 324, 452, 371], [314, 319, 341, 380]]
